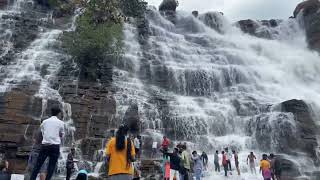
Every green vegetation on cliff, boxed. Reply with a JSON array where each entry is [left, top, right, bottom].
[[62, 0, 147, 81]]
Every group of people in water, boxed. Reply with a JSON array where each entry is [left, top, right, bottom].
[[0, 107, 284, 180], [157, 137, 282, 180]]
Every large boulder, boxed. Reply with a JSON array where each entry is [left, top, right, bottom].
[[199, 12, 227, 33], [123, 104, 140, 134], [159, 0, 178, 12], [247, 99, 318, 159], [236, 19, 280, 39], [293, 0, 320, 52], [0, 84, 63, 173], [279, 100, 318, 158], [0, 0, 7, 8]]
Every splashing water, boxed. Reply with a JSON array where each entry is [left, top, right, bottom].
[[114, 8, 320, 179]]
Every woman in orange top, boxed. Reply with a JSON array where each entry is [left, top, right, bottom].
[[105, 125, 136, 180], [260, 154, 272, 180]]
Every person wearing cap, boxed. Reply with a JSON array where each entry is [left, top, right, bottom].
[[76, 169, 88, 180], [66, 147, 76, 180]]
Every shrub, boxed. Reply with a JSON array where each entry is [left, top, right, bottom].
[[120, 0, 148, 18], [62, 3, 123, 81]]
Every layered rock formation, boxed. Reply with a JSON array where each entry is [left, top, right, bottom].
[[293, 0, 320, 52], [159, 0, 178, 12], [236, 19, 280, 39], [247, 99, 318, 158], [0, 0, 320, 178]]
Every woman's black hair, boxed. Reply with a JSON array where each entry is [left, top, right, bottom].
[[51, 107, 61, 116], [116, 124, 129, 151], [115, 125, 133, 166], [263, 154, 268, 160], [76, 173, 87, 180]]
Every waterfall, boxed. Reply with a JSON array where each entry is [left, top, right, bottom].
[[0, 0, 79, 176], [115, 8, 320, 178]]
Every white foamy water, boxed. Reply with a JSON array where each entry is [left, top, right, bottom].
[[115, 8, 320, 179], [0, 1, 78, 176]]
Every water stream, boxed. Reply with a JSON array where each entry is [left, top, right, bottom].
[[114, 8, 320, 179], [0, 0, 319, 179]]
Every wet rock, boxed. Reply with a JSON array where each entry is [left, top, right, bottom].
[[237, 19, 260, 35], [277, 156, 301, 178], [293, 0, 320, 52], [0, 0, 7, 8], [293, 0, 320, 18], [192, 11, 198, 17], [123, 104, 140, 134], [159, 0, 178, 12], [199, 12, 226, 33], [80, 138, 103, 160], [280, 99, 318, 158], [248, 99, 318, 159], [0, 84, 63, 173], [236, 19, 280, 39], [140, 159, 162, 178]]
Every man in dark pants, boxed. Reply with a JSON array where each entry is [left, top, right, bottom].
[[30, 107, 65, 180], [66, 148, 76, 180]]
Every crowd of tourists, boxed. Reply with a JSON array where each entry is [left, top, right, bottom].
[[0, 107, 285, 180]]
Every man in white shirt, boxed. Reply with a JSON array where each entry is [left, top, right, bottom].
[[30, 107, 64, 180], [151, 141, 158, 158]]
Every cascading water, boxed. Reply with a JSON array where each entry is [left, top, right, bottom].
[[114, 7, 320, 179], [0, 0, 80, 177]]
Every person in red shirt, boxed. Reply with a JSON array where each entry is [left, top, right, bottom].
[[161, 136, 170, 153], [222, 151, 228, 177]]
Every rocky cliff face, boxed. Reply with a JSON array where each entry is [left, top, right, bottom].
[[0, 0, 119, 172], [293, 0, 320, 52], [0, 0, 320, 177], [236, 0, 320, 53], [236, 19, 281, 39]]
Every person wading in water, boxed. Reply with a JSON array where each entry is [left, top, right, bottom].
[[247, 152, 257, 174], [233, 150, 240, 175], [222, 151, 228, 177], [105, 125, 136, 180]]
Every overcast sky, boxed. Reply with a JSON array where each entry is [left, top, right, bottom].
[[146, 0, 303, 21]]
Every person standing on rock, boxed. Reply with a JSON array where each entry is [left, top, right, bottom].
[[66, 147, 76, 180], [27, 128, 48, 180], [214, 150, 220, 172], [30, 107, 65, 180], [161, 136, 170, 154], [134, 136, 141, 159], [247, 152, 257, 174], [232, 150, 240, 175], [151, 140, 158, 158], [105, 124, 136, 180]]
